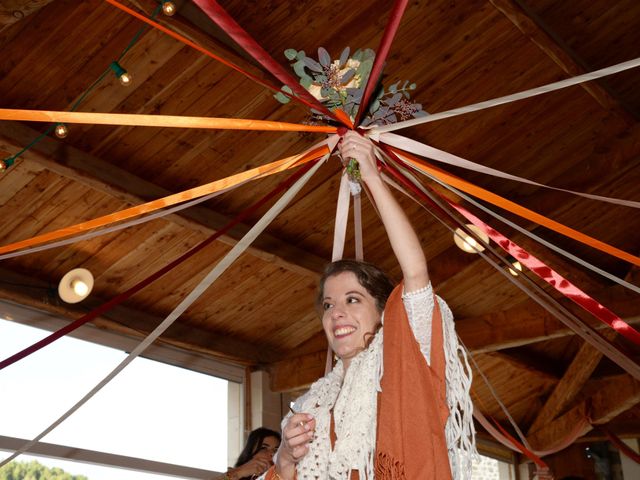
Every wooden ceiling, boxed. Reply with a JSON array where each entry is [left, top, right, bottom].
[[1, 0, 639, 456]]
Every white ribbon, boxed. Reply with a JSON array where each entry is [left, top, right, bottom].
[[378, 132, 640, 209], [0, 155, 328, 467], [368, 56, 640, 134], [332, 173, 351, 261], [353, 193, 363, 261]]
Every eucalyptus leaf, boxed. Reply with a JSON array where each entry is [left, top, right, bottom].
[[370, 99, 380, 113], [318, 47, 331, 67], [296, 50, 306, 60], [274, 91, 291, 104], [302, 57, 323, 72], [294, 61, 309, 77], [341, 69, 355, 84], [389, 83, 398, 94], [410, 83, 417, 90], [339, 47, 350, 67], [284, 49, 297, 60], [300, 76, 312, 89]]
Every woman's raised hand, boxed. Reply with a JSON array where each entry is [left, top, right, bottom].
[[275, 413, 315, 479], [338, 131, 379, 182]]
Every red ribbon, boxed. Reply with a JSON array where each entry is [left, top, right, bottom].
[[104, 0, 284, 97], [602, 426, 640, 464], [379, 145, 640, 346], [0, 158, 322, 371], [490, 416, 550, 470], [354, 0, 409, 126], [448, 204, 640, 346], [192, 0, 342, 125]]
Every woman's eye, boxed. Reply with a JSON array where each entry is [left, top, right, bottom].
[[347, 296, 359, 304], [323, 302, 332, 310]]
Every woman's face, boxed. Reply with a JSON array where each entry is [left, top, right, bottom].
[[321, 271, 381, 370], [253, 435, 280, 461]]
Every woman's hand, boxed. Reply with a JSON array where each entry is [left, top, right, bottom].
[[338, 131, 379, 183], [275, 413, 315, 479], [229, 453, 271, 479]]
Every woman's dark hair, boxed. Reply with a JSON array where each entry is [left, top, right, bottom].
[[234, 427, 281, 467], [316, 259, 394, 313]]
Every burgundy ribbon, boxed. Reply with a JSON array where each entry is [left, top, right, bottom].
[[602, 427, 640, 464], [377, 144, 640, 346], [192, 0, 341, 124], [354, 0, 409, 126], [0, 158, 321, 371]]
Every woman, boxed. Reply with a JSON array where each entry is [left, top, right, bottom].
[[220, 427, 281, 480], [263, 132, 474, 479]]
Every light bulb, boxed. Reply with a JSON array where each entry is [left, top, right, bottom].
[[0, 159, 7, 173], [162, 1, 176, 16], [71, 279, 89, 297], [453, 225, 489, 253], [119, 71, 133, 86], [54, 123, 68, 138], [508, 260, 523, 276]]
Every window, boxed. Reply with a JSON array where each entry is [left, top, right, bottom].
[[0, 316, 231, 479]]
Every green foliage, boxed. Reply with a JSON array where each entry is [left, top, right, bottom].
[[0, 460, 89, 480]]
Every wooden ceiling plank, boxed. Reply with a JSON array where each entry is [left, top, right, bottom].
[[488, 0, 638, 123], [527, 374, 640, 450], [0, 121, 326, 278], [0, 1, 55, 28], [527, 329, 618, 435], [0, 265, 276, 364], [268, 350, 328, 393]]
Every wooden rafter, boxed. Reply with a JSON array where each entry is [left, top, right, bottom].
[[489, 0, 639, 122], [527, 374, 640, 450], [526, 329, 618, 435], [0, 0, 54, 27]]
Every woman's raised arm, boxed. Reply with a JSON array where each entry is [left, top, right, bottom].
[[338, 131, 429, 292]]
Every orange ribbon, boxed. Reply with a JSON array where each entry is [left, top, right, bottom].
[[387, 145, 640, 267], [0, 145, 329, 255], [0, 108, 337, 134]]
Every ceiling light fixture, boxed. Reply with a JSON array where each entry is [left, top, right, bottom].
[[58, 268, 94, 304], [54, 123, 68, 138], [453, 224, 489, 253], [109, 61, 133, 87], [162, 1, 177, 16]]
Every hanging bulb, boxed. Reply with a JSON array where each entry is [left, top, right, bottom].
[[54, 123, 68, 138], [0, 159, 7, 173], [453, 225, 489, 253], [508, 259, 523, 276], [110, 61, 133, 87], [162, 0, 176, 16]]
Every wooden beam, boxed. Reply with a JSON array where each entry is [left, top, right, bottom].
[[0, 0, 54, 27], [267, 350, 328, 392], [0, 265, 278, 365], [0, 121, 326, 279], [489, 0, 639, 122], [456, 288, 640, 353], [527, 374, 640, 450], [527, 329, 618, 435]]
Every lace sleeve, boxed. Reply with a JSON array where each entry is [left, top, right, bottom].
[[402, 282, 435, 365]]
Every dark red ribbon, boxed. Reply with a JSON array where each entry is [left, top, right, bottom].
[[0, 157, 322, 371], [491, 417, 550, 469], [192, 0, 342, 125], [379, 143, 640, 346], [354, 0, 409, 126]]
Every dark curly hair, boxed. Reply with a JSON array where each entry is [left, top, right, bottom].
[[316, 259, 394, 313]]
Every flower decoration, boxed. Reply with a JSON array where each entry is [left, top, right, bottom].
[[275, 47, 427, 127]]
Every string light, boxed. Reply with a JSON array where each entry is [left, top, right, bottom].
[[109, 61, 133, 86], [507, 256, 523, 276], [0, 157, 15, 173], [54, 123, 68, 138], [162, 0, 177, 16], [453, 224, 489, 253]]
